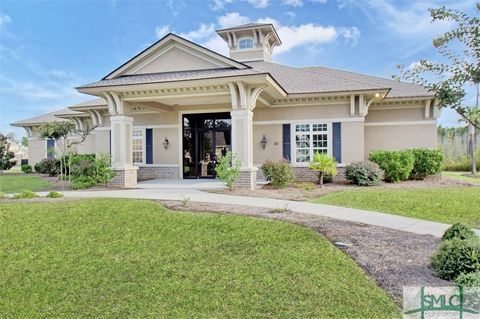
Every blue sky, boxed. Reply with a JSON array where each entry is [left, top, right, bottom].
[[0, 0, 477, 137]]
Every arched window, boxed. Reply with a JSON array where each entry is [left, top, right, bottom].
[[238, 38, 254, 50]]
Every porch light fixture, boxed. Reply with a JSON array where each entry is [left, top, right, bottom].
[[260, 135, 267, 150], [163, 138, 169, 150]]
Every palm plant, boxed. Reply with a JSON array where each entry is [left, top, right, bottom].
[[308, 152, 337, 186]]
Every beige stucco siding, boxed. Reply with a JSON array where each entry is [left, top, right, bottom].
[[94, 130, 110, 156], [341, 121, 364, 163], [366, 107, 425, 122], [153, 128, 179, 164], [27, 138, 46, 165], [132, 112, 179, 126], [365, 124, 437, 157], [253, 124, 283, 164], [254, 104, 351, 121], [76, 134, 96, 154]]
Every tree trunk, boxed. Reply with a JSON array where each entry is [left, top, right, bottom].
[[318, 172, 324, 186], [470, 123, 477, 175]]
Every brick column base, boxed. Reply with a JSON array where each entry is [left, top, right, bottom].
[[233, 167, 258, 190], [108, 167, 138, 188]]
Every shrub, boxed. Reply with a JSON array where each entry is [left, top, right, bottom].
[[21, 164, 32, 174], [345, 161, 383, 186], [409, 148, 443, 180], [261, 159, 293, 189], [215, 151, 241, 191], [0, 192, 7, 199], [431, 237, 480, 280], [369, 150, 415, 182], [308, 152, 337, 186], [34, 158, 60, 176], [71, 176, 97, 190], [14, 190, 38, 199], [442, 223, 477, 242], [69, 154, 96, 178], [456, 272, 480, 287], [46, 191, 63, 198]]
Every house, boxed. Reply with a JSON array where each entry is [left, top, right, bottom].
[[11, 23, 439, 189]]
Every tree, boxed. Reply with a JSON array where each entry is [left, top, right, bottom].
[[215, 151, 241, 191], [39, 121, 94, 185], [308, 152, 337, 186], [396, 3, 480, 175], [21, 136, 28, 147], [0, 133, 17, 173]]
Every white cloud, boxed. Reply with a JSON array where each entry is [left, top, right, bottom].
[[179, 23, 215, 40], [339, 26, 360, 46], [285, 11, 296, 19], [310, 0, 327, 3], [282, 0, 303, 7], [155, 25, 170, 38], [217, 12, 250, 29], [210, 0, 233, 10], [248, 0, 269, 8], [0, 12, 11, 26]]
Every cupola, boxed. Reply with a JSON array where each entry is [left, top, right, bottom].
[[216, 23, 282, 62]]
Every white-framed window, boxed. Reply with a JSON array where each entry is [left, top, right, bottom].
[[293, 123, 329, 163], [132, 129, 145, 164], [238, 38, 254, 50]]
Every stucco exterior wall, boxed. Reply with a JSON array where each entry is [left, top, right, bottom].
[[153, 127, 178, 164], [27, 138, 45, 165], [253, 124, 283, 164], [76, 134, 96, 154], [254, 104, 351, 121], [366, 107, 425, 122], [342, 121, 364, 163], [94, 130, 110, 156]]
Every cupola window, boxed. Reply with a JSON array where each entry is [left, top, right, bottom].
[[238, 38, 254, 50]]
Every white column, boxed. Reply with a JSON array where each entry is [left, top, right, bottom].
[[110, 115, 134, 169], [231, 109, 254, 168]]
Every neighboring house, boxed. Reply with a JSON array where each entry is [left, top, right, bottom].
[[7, 139, 28, 166], [11, 23, 439, 189]]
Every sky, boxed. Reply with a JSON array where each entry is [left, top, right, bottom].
[[0, 0, 477, 138]]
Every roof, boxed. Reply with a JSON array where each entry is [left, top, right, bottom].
[[11, 108, 76, 126], [69, 98, 107, 109], [302, 66, 433, 98], [216, 23, 270, 32], [78, 67, 262, 89]]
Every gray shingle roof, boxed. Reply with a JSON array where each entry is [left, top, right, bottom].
[[11, 108, 79, 126], [69, 98, 107, 109], [78, 68, 261, 89], [302, 65, 433, 98]]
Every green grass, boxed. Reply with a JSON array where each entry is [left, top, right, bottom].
[[312, 187, 480, 228], [0, 199, 400, 318], [442, 171, 480, 184], [0, 174, 53, 193]]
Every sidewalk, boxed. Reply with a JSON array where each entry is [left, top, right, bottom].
[[48, 187, 474, 238]]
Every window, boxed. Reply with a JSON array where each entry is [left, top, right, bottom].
[[294, 123, 328, 163], [238, 38, 253, 50], [132, 129, 144, 164]]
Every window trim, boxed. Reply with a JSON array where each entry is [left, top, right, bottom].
[[238, 37, 254, 50], [291, 122, 332, 166], [132, 128, 146, 164]]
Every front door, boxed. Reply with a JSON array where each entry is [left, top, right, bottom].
[[182, 113, 231, 179]]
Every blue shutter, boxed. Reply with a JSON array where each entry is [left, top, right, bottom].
[[46, 139, 55, 159], [109, 130, 111, 155], [146, 128, 153, 164], [332, 122, 342, 163], [282, 124, 291, 162]]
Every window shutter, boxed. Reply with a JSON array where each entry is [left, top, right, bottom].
[[282, 124, 291, 162], [146, 128, 153, 164], [109, 130, 112, 155], [46, 139, 55, 159], [332, 122, 342, 163]]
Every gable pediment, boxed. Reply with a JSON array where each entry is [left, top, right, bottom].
[[104, 34, 248, 80]]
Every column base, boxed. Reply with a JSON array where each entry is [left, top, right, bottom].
[[233, 167, 258, 190], [108, 166, 138, 188]]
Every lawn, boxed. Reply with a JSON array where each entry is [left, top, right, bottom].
[[0, 174, 53, 193], [442, 171, 480, 184], [0, 199, 400, 318], [312, 187, 480, 228]]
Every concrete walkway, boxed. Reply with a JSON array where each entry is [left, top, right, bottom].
[[44, 181, 475, 238]]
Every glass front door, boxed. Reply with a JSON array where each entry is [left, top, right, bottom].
[[182, 113, 231, 179]]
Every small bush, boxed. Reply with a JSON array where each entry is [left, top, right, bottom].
[[46, 191, 63, 198], [345, 161, 383, 186], [21, 164, 32, 174], [431, 237, 480, 280], [69, 154, 96, 178], [71, 176, 97, 190], [0, 192, 7, 199], [409, 148, 443, 180], [456, 272, 480, 287], [369, 150, 415, 182], [442, 223, 477, 242], [261, 159, 293, 189], [215, 152, 241, 191], [14, 190, 39, 199], [34, 158, 60, 176]]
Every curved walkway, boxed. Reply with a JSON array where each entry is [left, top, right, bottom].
[[50, 181, 474, 238]]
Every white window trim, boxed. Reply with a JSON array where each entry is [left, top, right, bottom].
[[132, 128, 146, 164], [291, 122, 332, 167], [238, 37, 254, 50]]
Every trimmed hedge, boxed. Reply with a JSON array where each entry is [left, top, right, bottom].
[[21, 164, 32, 174], [345, 161, 383, 186], [409, 148, 443, 180], [431, 237, 480, 280], [369, 150, 415, 182], [442, 223, 477, 242], [261, 159, 293, 189], [34, 158, 60, 176]]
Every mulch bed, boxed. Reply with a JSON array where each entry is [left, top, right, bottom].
[[161, 199, 451, 305]]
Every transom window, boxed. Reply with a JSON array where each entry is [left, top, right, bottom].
[[238, 38, 254, 50], [294, 123, 328, 163], [132, 129, 144, 164]]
